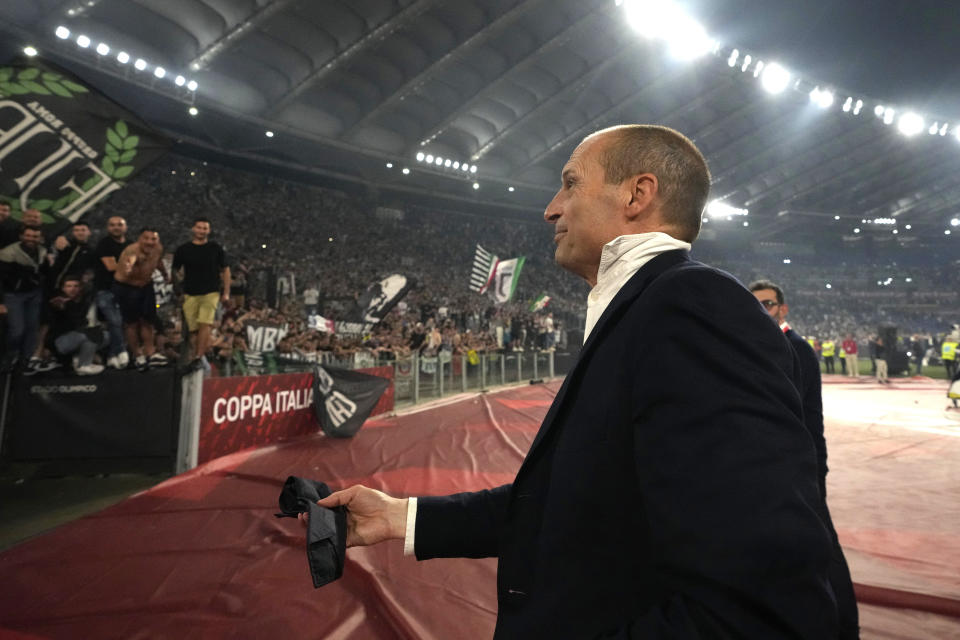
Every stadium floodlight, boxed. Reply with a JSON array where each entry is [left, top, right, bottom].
[[905, 277, 912, 282], [188, 106, 198, 116], [897, 112, 924, 136], [473, 182, 479, 190], [461, 163, 470, 172], [452, 161, 460, 169], [883, 107, 895, 125], [55, 26, 70, 39], [385, 162, 391, 168], [706, 200, 748, 217], [834, 215, 840, 220], [951, 218, 960, 227], [96, 43, 109, 56], [825, 284, 832, 289], [760, 63, 790, 94], [892, 229, 898, 234], [153, 66, 166, 79], [742, 221, 749, 227], [470, 165, 478, 173], [187, 80, 198, 91], [425, 154, 434, 163], [117, 51, 129, 64], [940, 123, 949, 136], [873, 218, 895, 225], [727, 49, 739, 67], [842, 97, 852, 113], [416, 152, 425, 162], [666, 15, 715, 61], [76, 35, 91, 48], [434, 156, 443, 166], [265, 131, 274, 138], [753, 60, 765, 78], [874, 105, 884, 117], [905, 224, 912, 230], [444, 159, 452, 167], [929, 122, 940, 135], [23, 46, 38, 57], [174, 75, 186, 86], [508, 186, 515, 192], [947, 230, 952, 235], [741, 54, 752, 72], [854, 228, 860, 233], [853, 99, 863, 115], [809, 87, 833, 109], [134, 58, 147, 70], [402, 167, 410, 175], [783, 259, 791, 264]]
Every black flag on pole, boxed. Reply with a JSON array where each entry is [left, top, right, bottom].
[[0, 58, 170, 232], [312, 365, 389, 438]]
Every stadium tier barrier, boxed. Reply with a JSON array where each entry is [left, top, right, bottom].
[[0, 351, 562, 476]]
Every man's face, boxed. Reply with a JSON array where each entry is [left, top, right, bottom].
[[72, 224, 91, 244], [62, 280, 81, 298], [543, 134, 625, 284], [20, 228, 42, 249], [192, 221, 211, 240], [107, 217, 126, 239], [0, 204, 10, 221], [752, 288, 788, 324], [139, 231, 159, 251], [21, 209, 42, 226]]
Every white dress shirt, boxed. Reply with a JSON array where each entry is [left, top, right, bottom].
[[403, 232, 690, 556], [583, 232, 691, 343]]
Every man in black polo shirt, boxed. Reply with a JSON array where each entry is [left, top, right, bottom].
[[93, 216, 131, 369], [173, 217, 230, 371]]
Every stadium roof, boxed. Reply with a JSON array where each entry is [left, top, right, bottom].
[[3, 0, 960, 244]]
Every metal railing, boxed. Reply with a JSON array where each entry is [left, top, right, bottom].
[[211, 349, 563, 408]]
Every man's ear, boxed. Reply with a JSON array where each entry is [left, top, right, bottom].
[[780, 302, 789, 319], [625, 173, 658, 219]]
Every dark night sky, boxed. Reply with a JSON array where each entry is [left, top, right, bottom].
[[695, 0, 960, 118]]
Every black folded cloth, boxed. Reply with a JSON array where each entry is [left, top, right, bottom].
[[275, 476, 347, 588]]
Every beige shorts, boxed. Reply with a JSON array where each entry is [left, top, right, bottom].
[[182, 292, 220, 331]]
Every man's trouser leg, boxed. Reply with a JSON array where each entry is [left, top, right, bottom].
[[96, 290, 126, 357], [55, 331, 96, 367]]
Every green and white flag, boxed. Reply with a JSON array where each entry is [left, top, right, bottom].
[[529, 293, 551, 312], [0, 58, 170, 231], [489, 256, 525, 304]]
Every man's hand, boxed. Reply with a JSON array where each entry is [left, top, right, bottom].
[[298, 485, 408, 548], [54, 236, 69, 251], [0, 304, 6, 315], [221, 292, 230, 304]]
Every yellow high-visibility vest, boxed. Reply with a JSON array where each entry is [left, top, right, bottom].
[[838, 349, 845, 359], [806, 337, 816, 349], [822, 341, 835, 357], [943, 341, 958, 361]]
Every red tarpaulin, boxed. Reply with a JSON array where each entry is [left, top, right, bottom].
[[1, 377, 958, 639]]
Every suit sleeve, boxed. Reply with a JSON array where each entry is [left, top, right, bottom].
[[615, 270, 836, 639], [794, 337, 827, 495], [413, 484, 512, 560]]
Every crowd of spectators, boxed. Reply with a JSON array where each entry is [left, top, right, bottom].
[[1, 151, 957, 377]]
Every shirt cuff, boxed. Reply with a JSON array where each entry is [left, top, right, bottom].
[[403, 497, 417, 556]]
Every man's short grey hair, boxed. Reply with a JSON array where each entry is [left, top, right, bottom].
[[589, 124, 711, 242]]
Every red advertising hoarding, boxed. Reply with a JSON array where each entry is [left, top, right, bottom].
[[198, 367, 393, 464]]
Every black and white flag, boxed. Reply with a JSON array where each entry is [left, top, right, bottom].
[[336, 273, 412, 335], [312, 365, 389, 438]]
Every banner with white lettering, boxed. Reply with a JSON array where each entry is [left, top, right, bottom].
[[198, 372, 316, 464], [313, 365, 390, 438], [245, 321, 288, 352], [0, 59, 170, 229]]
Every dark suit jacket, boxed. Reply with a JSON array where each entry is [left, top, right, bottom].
[[416, 250, 838, 639], [784, 328, 827, 495]]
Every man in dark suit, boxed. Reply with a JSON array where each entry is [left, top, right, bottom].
[[749, 279, 859, 638], [311, 125, 846, 638]]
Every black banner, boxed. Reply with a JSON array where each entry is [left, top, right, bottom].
[[8, 368, 178, 460], [0, 59, 169, 230], [336, 273, 412, 335], [312, 365, 389, 438]]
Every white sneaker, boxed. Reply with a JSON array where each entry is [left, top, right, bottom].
[[75, 363, 104, 375], [107, 355, 121, 369], [135, 355, 148, 371], [117, 351, 130, 368]]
